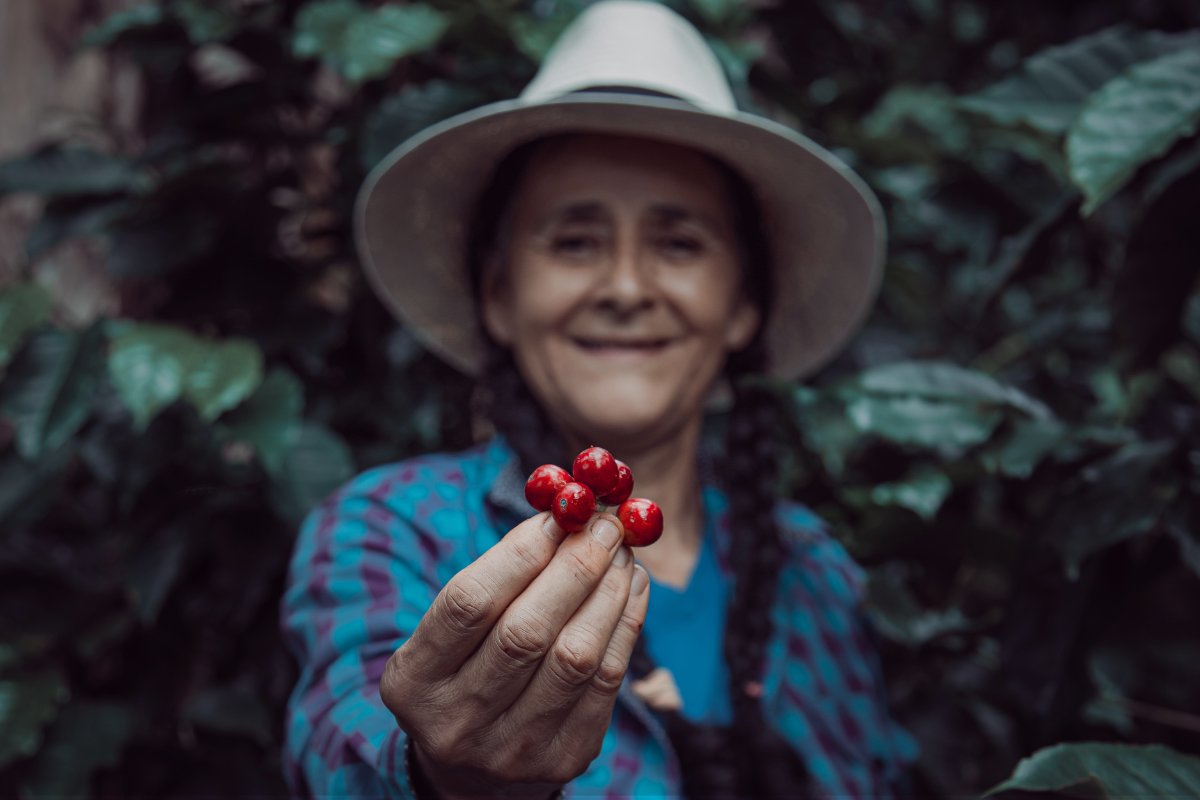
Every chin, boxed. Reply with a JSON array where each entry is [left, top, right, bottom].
[[561, 382, 698, 447]]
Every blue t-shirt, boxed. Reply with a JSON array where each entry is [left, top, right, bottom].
[[640, 513, 733, 725]]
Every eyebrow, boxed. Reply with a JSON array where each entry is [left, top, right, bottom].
[[533, 201, 725, 236]]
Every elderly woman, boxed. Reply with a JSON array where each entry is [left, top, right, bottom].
[[282, 2, 916, 797]]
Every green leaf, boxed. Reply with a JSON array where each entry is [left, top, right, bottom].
[[173, 0, 240, 43], [1044, 440, 1174, 579], [0, 324, 106, 461], [21, 700, 135, 799], [959, 25, 1200, 134], [108, 324, 201, 430], [182, 338, 263, 422], [361, 81, 485, 170], [0, 446, 74, 529], [125, 518, 193, 624], [0, 148, 136, 197], [986, 742, 1200, 797], [864, 570, 974, 647], [271, 421, 355, 522], [1068, 47, 1200, 215], [980, 417, 1067, 478], [0, 283, 52, 369], [509, 2, 583, 64], [217, 368, 304, 476], [80, 2, 164, 47], [292, 0, 450, 85], [107, 323, 264, 430], [0, 672, 69, 771], [858, 360, 1052, 419], [858, 471, 953, 521], [691, 0, 748, 26]]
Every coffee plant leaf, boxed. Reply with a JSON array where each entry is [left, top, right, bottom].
[[987, 742, 1200, 797], [173, 0, 240, 44], [218, 368, 304, 477], [182, 338, 263, 422], [26, 197, 132, 260], [846, 394, 1004, 456], [868, 471, 952, 521], [865, 570, 973, 647], [1044, 440, 1175, 578], [959, 25, 1200, 134], [0, 446, 74, 529], [293, 0, 450, 85], [0, 324, 106, 461], [0, 148, 136, 198], [691, 0, 749, 27], [0, 283, 52, 369], [21, 700, 134, 799], [858, 360, 1052, 419], [108, 323, 203, 430], [0, 672, 69, 771], [1068, 47, 1200, 215], [81, 2, 164, 47], [361, 81, 485, 170], [271, 421, 355, 522], [979, 417, 1068, 479], [125, 517, 194, 624]]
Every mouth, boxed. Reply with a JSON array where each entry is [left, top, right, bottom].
[[571, 337, 674, 355]]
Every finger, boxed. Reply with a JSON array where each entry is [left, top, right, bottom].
[[390, 511, 568, 686], [552, 564, 650, 754], [501, 545, 636, 731], [453, 513, 626, 715]]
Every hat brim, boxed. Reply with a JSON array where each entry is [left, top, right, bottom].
[[354, 92, 884, 379]]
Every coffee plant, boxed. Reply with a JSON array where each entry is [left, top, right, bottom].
[[1, 0, 1199, 796]]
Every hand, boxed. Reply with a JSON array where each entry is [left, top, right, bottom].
[[380, 511, 650, 799]]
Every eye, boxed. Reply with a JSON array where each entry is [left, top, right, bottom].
[[659, 235, 704, 259], [549, 231, 604, 259]]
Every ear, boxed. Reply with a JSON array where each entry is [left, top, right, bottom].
[[724, 296, 761, 352], [480, 267, 515, 346]]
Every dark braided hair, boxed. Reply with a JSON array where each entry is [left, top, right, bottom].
[[468, 135, 809, 798]]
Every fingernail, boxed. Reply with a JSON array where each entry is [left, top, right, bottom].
[[614, 546, 631, 567], [591, 518, 621, 550], [542, 513, 567, 543], [631, 565, 649, 595]]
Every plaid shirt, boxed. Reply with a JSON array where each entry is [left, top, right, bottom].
[[281, 437, 917, 798]]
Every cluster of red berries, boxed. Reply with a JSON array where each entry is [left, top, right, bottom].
[[524, 446, 663, 547]]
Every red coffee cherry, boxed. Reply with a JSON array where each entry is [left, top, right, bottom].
[[552, 482, 596, 533], [597, 460, 634, 506], [524, 464, 570, 512], [617, 498, 663, 547], [572, 446, 619, 496]]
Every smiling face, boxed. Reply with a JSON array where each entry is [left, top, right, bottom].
[[481, 134, 761, 451]]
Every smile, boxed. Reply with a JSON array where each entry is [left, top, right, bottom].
[[571, 337, 674, 354]]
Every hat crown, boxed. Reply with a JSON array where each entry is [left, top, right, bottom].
[[519, 0, 737, 114]]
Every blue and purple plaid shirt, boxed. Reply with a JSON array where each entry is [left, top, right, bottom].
[[281, 437, 917, 797]]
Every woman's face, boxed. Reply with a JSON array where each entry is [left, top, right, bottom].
[[481, 134, 760, 450]]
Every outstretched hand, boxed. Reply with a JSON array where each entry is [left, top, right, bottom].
[[380, 511, 649, 799]]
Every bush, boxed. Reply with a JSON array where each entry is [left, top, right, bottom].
[[1, 0, 1199, 796]]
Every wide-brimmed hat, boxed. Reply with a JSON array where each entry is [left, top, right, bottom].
[[355, 0, 884, 379]]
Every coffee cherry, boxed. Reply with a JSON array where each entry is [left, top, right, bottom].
[[552, 482, 596, 533], [572, 446, 620, 496], [617, 498, 663, 547], [525, 464, 570, 512], [597, 460, 634, 506]]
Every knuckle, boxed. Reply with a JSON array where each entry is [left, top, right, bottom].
[[439, 576, 494, 634], [591, 653, 628, 695], [494, 613, 555, 667], [548, 634, 603, 688], [559, 547, 605, 589]]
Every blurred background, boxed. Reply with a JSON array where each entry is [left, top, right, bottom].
[[2, 0, 1200, 796]]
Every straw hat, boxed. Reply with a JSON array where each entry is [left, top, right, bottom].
[[355, 0, 884, 379]]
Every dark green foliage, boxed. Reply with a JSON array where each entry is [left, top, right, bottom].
[[1, 0, 1199, 796]]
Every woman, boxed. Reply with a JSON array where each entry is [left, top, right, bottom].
[[282, 2, 916, 797]]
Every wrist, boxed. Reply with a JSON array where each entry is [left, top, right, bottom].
[[406, 737, 565, 800]]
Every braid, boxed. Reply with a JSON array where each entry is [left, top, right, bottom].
[[470, 135, 809, 797]]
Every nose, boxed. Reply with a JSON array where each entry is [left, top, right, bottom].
[[593, 231, 656, 317]]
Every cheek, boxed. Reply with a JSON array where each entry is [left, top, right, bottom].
[[659, 267, 743, 340]]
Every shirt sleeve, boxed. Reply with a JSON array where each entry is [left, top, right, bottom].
[[280, 476, 443, 798]]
